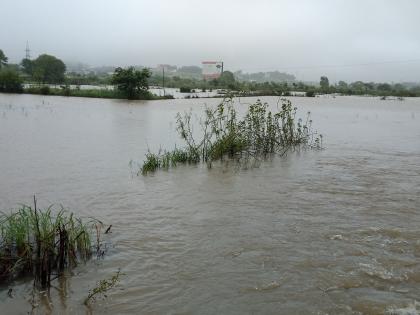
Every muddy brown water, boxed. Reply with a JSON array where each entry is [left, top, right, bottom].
[[0, 94, 419, 314]]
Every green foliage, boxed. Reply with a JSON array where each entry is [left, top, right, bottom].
[[65, 72, 111, 85], [61, 84, 71, 96], [0, 49, 8, 69], [0, 68, 23, 93], [179, 86, 192, 93], [40, 85, 50, 95], [234, 70, 296, 83], [84, 269, 122, 305], [141, 98, 322, 174], [320, 76, 329, 91], [24, 86, 123, 99], [306, 90, 315, 97], [218, 71, 237, 89], [111, 66, 152, 99], [0, 199, 103, 287], [33, 54, 66, 84], [140, 148, 200, 175], [20, 58, 33, 76]]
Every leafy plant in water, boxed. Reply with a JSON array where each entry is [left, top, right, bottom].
[[140, 97, 322, 174], [84, 269, 122, 305], [0, 197, 104, 287]]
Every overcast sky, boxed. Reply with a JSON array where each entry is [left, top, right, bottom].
[[1, 0, 420, 82]]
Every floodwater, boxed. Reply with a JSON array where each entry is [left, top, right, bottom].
[[0, 94, 419, 315]]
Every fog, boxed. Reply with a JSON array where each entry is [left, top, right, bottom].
[[1, 0, 420, 82]]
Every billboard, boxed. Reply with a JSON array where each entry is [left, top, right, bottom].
[[202, 61, 223, 80]]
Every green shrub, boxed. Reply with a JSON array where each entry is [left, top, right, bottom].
[[180, 87, 192, 93], [40, 85, 50, 95], [140, 98, 322, 174], [0, 68, 23, 93]]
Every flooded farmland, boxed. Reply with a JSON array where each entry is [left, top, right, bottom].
[[0, 94, 420, 314]]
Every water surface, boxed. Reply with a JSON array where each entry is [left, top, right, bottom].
[[0, 94, 419, 314]]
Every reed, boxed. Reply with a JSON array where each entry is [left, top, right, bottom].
[[0, 197, 103, 287], [141, 98, 322, 174]]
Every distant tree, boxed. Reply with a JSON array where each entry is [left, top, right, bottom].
[[320, 76, 329, 91], [32, 54, 66, 84], [0, 68, 23, 93], [0, 49, 8, 69], [176, 66, 202, 79], [177, 66, 201, 74], [364, 82, 375, 91], [218, 71, 236, 89], [377, 83, 391, 92], [297, 82, 306, 90], [337, 81, 348, 90], [21, 58, 33, 76], [350, 81, 365, 92], [393, 83, 405, 91], [111, 66, 151, 99]]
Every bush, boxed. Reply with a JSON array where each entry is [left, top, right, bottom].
[[60, 85, 71, 96], [306, 90, 315, 97], [0, 68, 23, 93], [40, 85, 50, 95], [141, 98, 322, 174], [180, 87, 192, 93]]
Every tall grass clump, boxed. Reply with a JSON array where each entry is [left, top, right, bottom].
[[0, 198, 103, 287], [141, 97, 322, 175]]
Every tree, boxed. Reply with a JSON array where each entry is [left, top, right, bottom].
[[337, 81, 348, 90], [320, 76, 329, 92], [350, 81, 366, 94], [21, 58, 33, 76], [0, 68, 23, 93], [377, 83, 391, 92], [32, 54, 66, 83], [0, 49, 8, 69], [218, 71, 236, 89], [111, 66, 151, 99]]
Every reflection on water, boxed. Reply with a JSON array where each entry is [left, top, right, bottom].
[[0, 94, 420, 314]]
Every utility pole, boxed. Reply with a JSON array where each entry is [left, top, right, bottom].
[[25, 41, 31, 59], [162, 66, 165, 97], [221, 62, 224, 74]]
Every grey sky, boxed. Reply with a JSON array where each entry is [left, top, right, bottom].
[[1, 0, 420, 82]]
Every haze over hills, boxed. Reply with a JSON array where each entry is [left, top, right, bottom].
[[2, 0, 420, 83]]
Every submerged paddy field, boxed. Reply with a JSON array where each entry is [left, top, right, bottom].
[[0, 94, 419, 314]]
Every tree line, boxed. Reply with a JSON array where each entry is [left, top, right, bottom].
[[149, 71, 420, 98], [0, 49, 152, 99], [1, 47, 420, 99]]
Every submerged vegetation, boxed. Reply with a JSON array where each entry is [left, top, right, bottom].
[[23, 85, 174, 100], [84, 269, 123, 305], [0, 198, 104, 287], [141, 98, 322, 175]]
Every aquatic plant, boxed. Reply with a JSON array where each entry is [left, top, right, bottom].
[[84, 269, 122, 305], [141, 97, 322, 174], [0, 197, 103, 287]]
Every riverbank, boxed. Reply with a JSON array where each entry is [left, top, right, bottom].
[[23, 86, 175, 100], [0, 86, 416, 101]]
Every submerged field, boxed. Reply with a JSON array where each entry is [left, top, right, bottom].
[[0, 94, 419, 314]]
